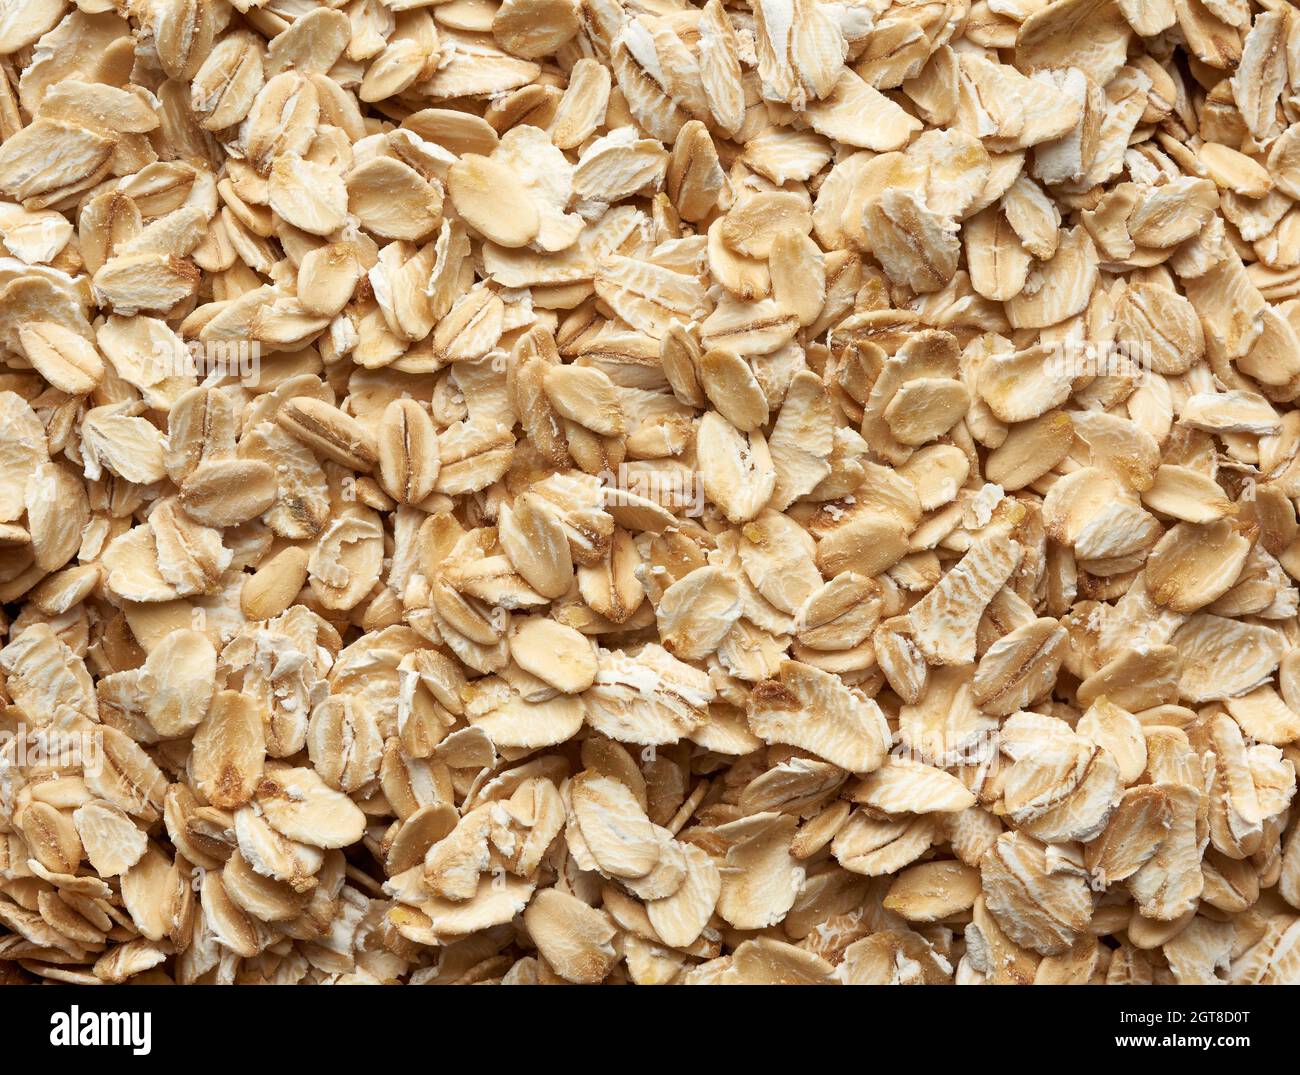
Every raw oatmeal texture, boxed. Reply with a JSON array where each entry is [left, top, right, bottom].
[[2, 0, 1300, 987]]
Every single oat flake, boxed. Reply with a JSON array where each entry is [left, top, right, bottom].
[[0, 0, 1298, 990]]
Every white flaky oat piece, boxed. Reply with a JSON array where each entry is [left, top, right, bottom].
[[748, 660, 891, 773], [980, 832, 1094, 957], [0, 0, 1297, 992], [908, 530, 1022, 666], [584, 645, 714, 745]]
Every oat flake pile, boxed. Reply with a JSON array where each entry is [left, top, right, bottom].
[[1, 0, 1300, 988]]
